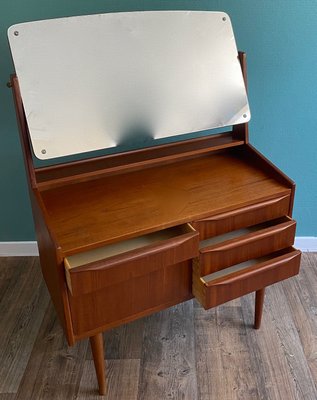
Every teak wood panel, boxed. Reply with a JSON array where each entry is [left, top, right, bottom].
[[35, 133, 244, 189], [40, 148, 292, 255], [193, 248, 301, 309], [68, 260, 193, 338], [192, 194, 291, 240], [65, 224, 199, 296], [198, 217, 296, 276]]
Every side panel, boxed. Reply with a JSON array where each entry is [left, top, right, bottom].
[[11, 76, 75, 345]]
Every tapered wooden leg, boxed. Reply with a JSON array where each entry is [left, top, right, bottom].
[[90, 333, 106, 395], [254, 288, 265, 329]]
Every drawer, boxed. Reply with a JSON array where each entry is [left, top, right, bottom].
[[198, 216, 296, 276], [64, 223, 199, 296], [69, 259, 194, 336], [193, 247, 301, 309], [191, 194, 290, 240]]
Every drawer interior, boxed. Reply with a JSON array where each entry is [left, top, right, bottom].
[[199, 216, 291, 249], [193, 247, 301, 309], [193, 208, 300, 309], [65, 223, 195, 269], [201, 254, 273, 283], [196, 215, 296, 276]]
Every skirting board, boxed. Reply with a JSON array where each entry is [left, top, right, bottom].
[[0, 241, 39, 256], [294, 237, 317, 252], [0, 237, 316, 256]]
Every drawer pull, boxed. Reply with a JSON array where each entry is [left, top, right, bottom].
[[64, 223, 198, 296], [193, 248, 301, 309], [197, 217, 296, 276], [192, 194, 290, 240]]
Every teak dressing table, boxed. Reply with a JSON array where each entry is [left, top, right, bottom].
[[8, 11, 301, 395]]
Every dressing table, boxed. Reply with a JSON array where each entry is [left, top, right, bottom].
[[8, 11, 301, 395]]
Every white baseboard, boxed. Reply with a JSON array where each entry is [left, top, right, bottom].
[[0, 241, 39, 256], [0, 237, 316, 256], [294, 237, 317, 252]]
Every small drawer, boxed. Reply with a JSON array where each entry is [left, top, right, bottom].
[[191, 194, 290, 240], [64, 223, 199, 296], [198, 216, 296, 276], [193, 247, 301, 309]]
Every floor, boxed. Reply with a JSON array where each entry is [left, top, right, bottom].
[[0, 253, 317, 400]]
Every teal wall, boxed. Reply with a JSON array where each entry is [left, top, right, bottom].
[[1, 1, 316, 240]]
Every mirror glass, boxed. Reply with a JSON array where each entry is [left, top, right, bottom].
[[8, 11, 250, 160]]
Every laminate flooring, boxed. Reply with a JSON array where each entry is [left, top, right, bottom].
[[0, 253, 317, 400]]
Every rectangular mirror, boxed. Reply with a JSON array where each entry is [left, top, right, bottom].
[[8, 11, 250, 160]]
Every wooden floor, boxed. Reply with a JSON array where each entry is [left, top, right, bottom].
[[0, 254, 317, 400]]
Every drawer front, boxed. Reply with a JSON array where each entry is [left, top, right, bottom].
[[65, 224, 199, 296], [69, 259, 193, 336], [192, 194, 290, 240], [193, 248, 301, 309], [198, 217, 296, 276]]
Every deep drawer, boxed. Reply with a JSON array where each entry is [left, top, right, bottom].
[[193, 247, 301, 309], [64, 223, 199, 296], [191, 194, 290, 240], [198, 216, 296, 276]]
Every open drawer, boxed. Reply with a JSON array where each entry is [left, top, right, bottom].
[[64, 223, 199, 296], [193, 247, 301, 309], [197, 216, 296, 276]]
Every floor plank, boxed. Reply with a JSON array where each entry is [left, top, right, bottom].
[[241, 290, 303, 399], [0, 394, 16, 400], [1, 254, 317, 399], [268, 280, 317, 399], [15, 302, 88, 400], [0, 258, 17, 301], [0, 257, 50, 394], [282, 253, 317, 393], [137, 301, 198, 400], [86, 318, 144, 361], [194, 300, 260, 400], [241, 280, 317, 400], [78, 360, 140, 400]]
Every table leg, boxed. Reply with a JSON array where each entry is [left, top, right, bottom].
[[90, 333, 106, 395], [254, 288, 265, 330]]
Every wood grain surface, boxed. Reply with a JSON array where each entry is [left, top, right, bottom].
[[1, 254, 316, 399], [137, 301, 198, 400], [39, 148, 291, 255], [0, 258, 49, 394], [198, 217, 296, 275]]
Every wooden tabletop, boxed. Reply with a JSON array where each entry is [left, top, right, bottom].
[[40, 148, 291, 255]]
